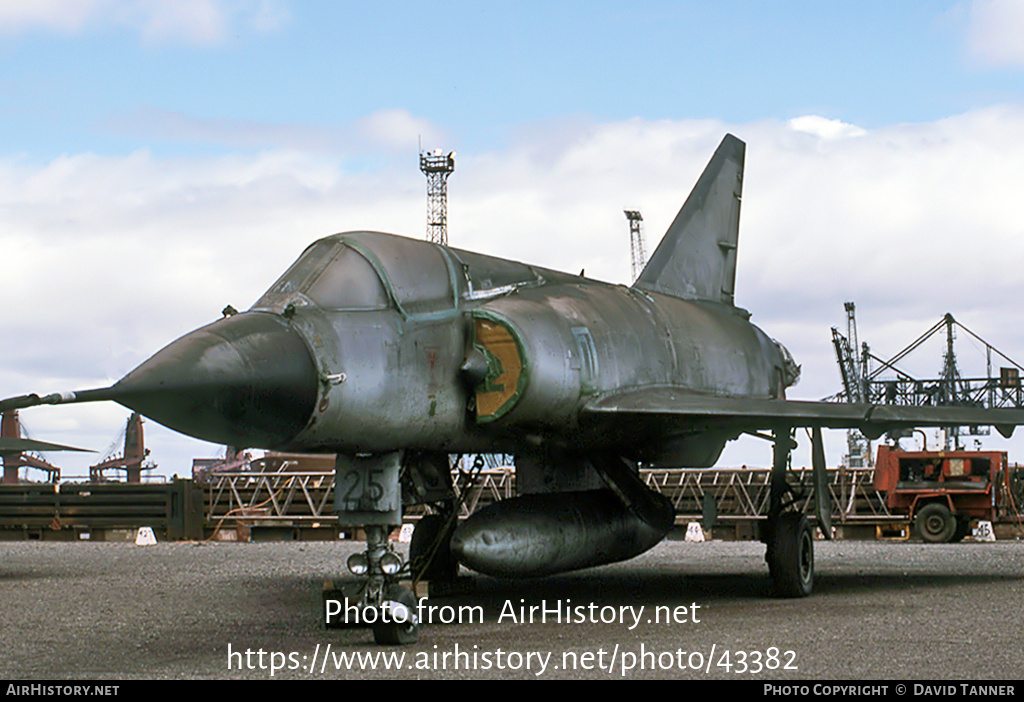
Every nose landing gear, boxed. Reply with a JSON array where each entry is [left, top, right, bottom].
[[323, 524, 420, 644], [325, 452, 420, 645]]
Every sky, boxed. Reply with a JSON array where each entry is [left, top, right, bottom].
[[3, 0, 1024, 479]]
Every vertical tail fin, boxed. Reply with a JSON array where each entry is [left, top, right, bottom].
[[633, 134, 744, 306]]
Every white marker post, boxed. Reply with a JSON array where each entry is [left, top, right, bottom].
[[685, 522, 706, 542]]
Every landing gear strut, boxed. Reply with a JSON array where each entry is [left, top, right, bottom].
[[324, 524, 420, 645], [762, 426, 828, 597], [325, 452, 420, 645]]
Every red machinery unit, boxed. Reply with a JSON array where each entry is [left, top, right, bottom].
[[873, 446, 1017, 542]]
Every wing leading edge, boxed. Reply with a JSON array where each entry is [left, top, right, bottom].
[[583, 388, 1024, 439]]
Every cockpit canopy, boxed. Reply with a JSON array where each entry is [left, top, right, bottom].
[[253, 230, 564, 316], [254, 232, 455, 314], [257, 240, 390, 310]]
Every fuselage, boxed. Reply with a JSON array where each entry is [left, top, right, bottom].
[[112, 230, 791, 466]]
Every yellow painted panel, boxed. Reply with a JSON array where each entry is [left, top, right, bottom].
[[475, 318, 523, 420]]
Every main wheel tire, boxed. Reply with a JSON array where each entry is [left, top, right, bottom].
[[769, 512, 814, 598], [916, 503, 956, 543], [409, 514, 458, 582], [372, 584, 419, 645]]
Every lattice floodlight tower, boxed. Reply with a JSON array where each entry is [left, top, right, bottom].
[[420, 149, 455, 246], [624, 210, 647, 282]]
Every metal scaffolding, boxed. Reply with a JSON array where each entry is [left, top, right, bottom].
[[831, 308, 1024, 450], [202, 465, 906, 527]]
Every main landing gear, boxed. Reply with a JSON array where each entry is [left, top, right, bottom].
[[762, 426, 831, 597]]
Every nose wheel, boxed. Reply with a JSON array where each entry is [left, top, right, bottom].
[[323, 523, 420, 645], [373, 583, 419, 645]]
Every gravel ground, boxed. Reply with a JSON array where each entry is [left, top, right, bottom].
[[1, 536, 1022, 680]]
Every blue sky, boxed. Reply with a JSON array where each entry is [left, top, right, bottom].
[[4, 1, 1020, 159], [3, 1, 1024, 477]]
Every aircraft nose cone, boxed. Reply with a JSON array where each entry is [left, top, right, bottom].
[[110, 312, 318, 448]]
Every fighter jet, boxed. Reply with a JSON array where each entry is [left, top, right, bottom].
[[6, 134, 1024, 644]]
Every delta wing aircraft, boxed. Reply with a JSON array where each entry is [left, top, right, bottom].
[[5, 135, 1024, 644]]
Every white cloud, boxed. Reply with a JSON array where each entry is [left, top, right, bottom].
[[6, 106, 1024, 475], [787, 115, 867, 140], [0, 0, 112, 34], [966, 0, 1024, 67], [113, 0, 229, 45], [0, 0, 290, 44]]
